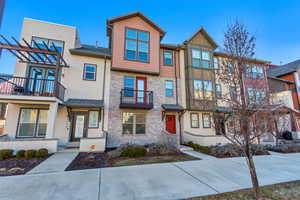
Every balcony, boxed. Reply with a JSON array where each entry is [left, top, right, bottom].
[[0, 75, 66, 101], [120, 89, 153, 109]]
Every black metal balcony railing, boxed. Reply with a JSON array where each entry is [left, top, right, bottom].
[[0, 75, 66, 101], [120, 89, 153, 109]]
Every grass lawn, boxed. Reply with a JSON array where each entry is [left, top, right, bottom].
[[111, 154, 199, 167], [188, 180, 300, 200]]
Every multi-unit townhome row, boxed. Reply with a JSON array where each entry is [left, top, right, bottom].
[[0, 12, 297, 152]]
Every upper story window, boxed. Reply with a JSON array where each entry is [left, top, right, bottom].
[[229, 87, 237, 101], [125, 28, 149, 62], [192, 49, 211, 69], [163, 51, 173, 66], [247, 88, 266, 104], [216, 84, 222, 98], [227, 61, 234, 72], [83, 64, 97, 81], [31, 36, 64, 63], [246, 66, 265, 79], [193, 80, 213, 100], [165, 80, 174, 97], [214, 57, 219, 69]]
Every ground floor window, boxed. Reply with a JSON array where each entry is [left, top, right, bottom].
[[190, 113, 199, 128], [122, 112, 146, 135], [17, 108, 48, 137], [202, 113, 211, 128]]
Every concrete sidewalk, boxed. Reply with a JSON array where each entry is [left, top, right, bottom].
[[27, 152, 78, 174], [0, 153, 300, 200]]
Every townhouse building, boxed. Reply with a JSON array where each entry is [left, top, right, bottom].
[[0, 11, 296, 152]]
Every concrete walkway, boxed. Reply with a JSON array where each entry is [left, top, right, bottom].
[[182, 150, 217, 160], [0, 153, 300, 200], [27, 152, 78, 174]]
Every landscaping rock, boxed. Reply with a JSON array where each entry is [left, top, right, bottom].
[[146, 143, 179, 155], [8, 167, 24, 174], [0, 168, 6, 172]]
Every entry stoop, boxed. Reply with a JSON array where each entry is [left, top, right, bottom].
[[179, 145, 194, 151]]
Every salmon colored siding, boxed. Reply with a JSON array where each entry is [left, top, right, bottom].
[[111, 16, 160, 74], [159, 49, 180, 78], [280, 73, 300, 110]]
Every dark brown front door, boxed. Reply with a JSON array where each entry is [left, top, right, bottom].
[[70, 112, 88, 141], [166, 115, 176, 134]]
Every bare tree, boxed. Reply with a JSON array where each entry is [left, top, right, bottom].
[[213, 20, 279, 200]]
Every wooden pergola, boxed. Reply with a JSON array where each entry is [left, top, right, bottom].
[[0, 34, 69, 84]]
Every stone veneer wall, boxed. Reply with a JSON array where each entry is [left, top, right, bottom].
[[107, 71, 181, 147]]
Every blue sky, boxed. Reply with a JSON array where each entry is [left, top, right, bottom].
[[0, 0, 300, 74]]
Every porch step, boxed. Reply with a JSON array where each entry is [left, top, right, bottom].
[[64, 142, 80, 149], [179, 145, 193, 151]]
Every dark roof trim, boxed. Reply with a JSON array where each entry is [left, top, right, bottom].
[[184, 27, 218, 49], [214, 51, 270, 65], [107, 11, 165, 38], [64, 99, 104, 108], [69, 45, 111, 59], [160, 43, 179, 50], [111, 67, 160, 76], [268, 76, 294, 84], [162, 104, 184, 111]]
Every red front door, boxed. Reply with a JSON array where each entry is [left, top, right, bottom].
[[166, 115, 176, 134], [136, 77, 147, 104]]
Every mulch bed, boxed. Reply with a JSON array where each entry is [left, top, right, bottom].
[[0, 155, 51, 176], [65, 152, 111, 171], [194, 149, 270, 158], [65, 152, 199, 171]]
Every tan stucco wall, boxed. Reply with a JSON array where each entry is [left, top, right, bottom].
[[4, 18, 110, 144]]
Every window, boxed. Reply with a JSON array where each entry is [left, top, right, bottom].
[[83, 64, 96, 81], [125, 28, 149, 62], [17, 108, 48, 137], [165, 80, 174, 97], [190, 113, 199, 128], [194, 80, 203, 99], [124, 76, 135, 97], [88, 111, 99, 128], [193, 80, 213, 100], [247, 88, 266, 104], [229, 87, 237, 101], [163, 51, 173, 66], [227, 61, 234, 72], [122, 112, 146, 135], [192, 49, 211, 68], [202, 113, 211, 128], [216, 84, 222, 98], [214, 57, 219, 69], [201, 51, 210, 68], [31, 36, 64, 63], [203, 80, 213, 99], [246, 66, 265, 79]]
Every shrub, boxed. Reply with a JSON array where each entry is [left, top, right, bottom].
[[0, 149, 13, 160], [121, 146, 147, 157], [16, 150, 26, 158], [211, 144, 241, 157], [24, 150, 36, 158], [147, 143, 179, 155], [36, 148, 48, 158], [186, 141, 213, 154]]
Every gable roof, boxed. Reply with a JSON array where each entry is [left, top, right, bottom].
[[184, 27, 218, 49], [69, 44, 111, 59], [106, 11, 165, 38], [268, 59, 300, 77]]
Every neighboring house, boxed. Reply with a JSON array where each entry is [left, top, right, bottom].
[[267, 60, 300, 124], [0, 12, 296, 151], [0, 19, 110, 152], [106, 12, 183, 147]]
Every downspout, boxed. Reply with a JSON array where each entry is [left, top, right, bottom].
[[101, 55, 107, 132], [175, 50, 183, 145]]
